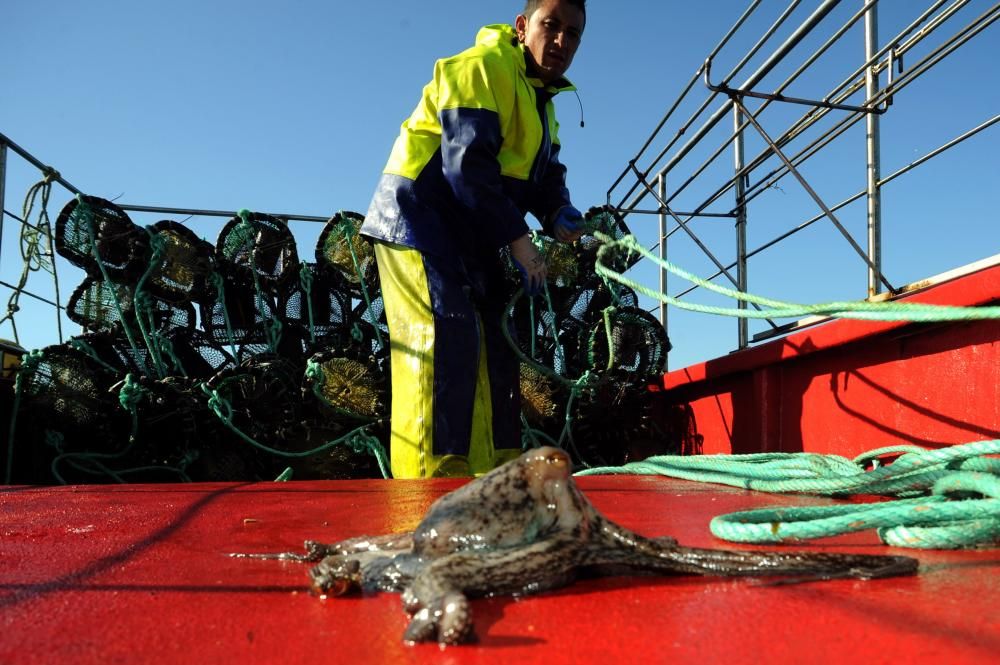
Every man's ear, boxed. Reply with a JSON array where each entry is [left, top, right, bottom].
[[514, 14, 527, 42]]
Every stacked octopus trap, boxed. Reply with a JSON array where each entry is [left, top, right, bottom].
[[6, 197, 672, 484]]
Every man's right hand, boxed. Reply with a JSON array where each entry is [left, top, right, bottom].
[[510, 233, 546, 296]]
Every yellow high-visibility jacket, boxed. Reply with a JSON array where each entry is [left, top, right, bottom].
[[360, 23, 576, 260]]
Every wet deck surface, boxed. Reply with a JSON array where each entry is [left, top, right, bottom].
[[2, 476, 998, 664]]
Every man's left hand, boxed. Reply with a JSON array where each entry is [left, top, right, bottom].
[[552, 205, 584, 243]]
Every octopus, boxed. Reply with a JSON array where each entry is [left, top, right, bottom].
[[235, 446, 918, 646]]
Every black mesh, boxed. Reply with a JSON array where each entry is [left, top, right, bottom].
[[577, 205, 638, 274], [199, 269, 279, 355], [144, 220, 216, 304], [55, 195, 149, 281], [216, 212, 299, 290], [162, 328, 236, 379], [203, 355, 308, 476], [278, 262, 353, 352], [315, 211, 379, 298], [586, 306, 671, 381], [15, 345, 127, 452], [305, 345, 388, 423], [67, 276, 196, 338]]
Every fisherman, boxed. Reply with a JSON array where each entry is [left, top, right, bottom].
[[360, 0, 587, 478]]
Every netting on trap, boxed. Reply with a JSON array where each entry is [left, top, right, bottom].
[[144, 220, 216, 304], [520, 363, 560, 428], [160, 328, 236, 379], [278, 262, 353, 352], [577, 205, 639, 274], [216, 212, 299, 290], [199, 268, 282, 358], [204, 354, 309, 470], [315, 211, 378, 298], [304, 341, 388, 424], [67, 276, 196, 336], [14, 345, 128, 451], [586, 306, 671, 381], [68, 330, 150, 376], [55, 195, 150, 281]]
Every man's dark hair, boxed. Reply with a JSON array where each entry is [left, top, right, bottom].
[[523, 0, 586, 19]]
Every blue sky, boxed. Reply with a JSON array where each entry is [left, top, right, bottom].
[[2, 1, 997, 369]]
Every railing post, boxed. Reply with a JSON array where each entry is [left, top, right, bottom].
[[657, 174, 668, 365], [0, 139, 7, 266], [733, 102, 749, 350], [865, 0, 883, 297]]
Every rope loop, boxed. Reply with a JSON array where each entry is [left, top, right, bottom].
[[580, 439, 1000, 549]]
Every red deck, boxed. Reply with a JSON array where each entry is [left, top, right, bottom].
[[2, 476, 997, 664]]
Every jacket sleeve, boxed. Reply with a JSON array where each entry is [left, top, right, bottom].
[[436, 56, 531, 249], [530, 138, 573, 235]]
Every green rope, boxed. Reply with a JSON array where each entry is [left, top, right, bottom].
[[711, 472, 1000, 549], [73, 196, 143, 353], [502, 288, 599, 391], [208, 272, 240, 360], [156, 335, 188, 378], [344, 429, 391, 479], [236, 209, 283, 355], [1, 170, 62, 344], [337, 213, 385, 351], [46, 375, 195, 485], [299, 263, 316, 344], [132, 229, 169, 378], [577, 440, 1000, 549], [594, 233, 1000, 322], [200, 383, 390, 478]]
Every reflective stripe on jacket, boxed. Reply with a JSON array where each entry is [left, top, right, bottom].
[[360, 23, 575, 260]]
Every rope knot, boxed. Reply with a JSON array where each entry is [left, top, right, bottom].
[[117, 373, 148, 411]]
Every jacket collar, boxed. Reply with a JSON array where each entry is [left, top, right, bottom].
[[475, 23, 576, 95]]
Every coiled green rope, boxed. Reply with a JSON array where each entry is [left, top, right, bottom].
[[576, 440, 1000, 549]]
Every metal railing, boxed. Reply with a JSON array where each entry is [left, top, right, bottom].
[[607, 0, 999, 358], [0, 130, 328, 349], [2, 1, 998, 365]]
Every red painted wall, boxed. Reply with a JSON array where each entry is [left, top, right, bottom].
[[655, 264, 1000, 458]]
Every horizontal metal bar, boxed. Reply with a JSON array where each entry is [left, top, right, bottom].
[[607, 0, 766, 200], [0, 279, 63, 309], [703, 57, 886, 114], [617, 0, 842, 213], [614, 208, 737, 219], [0, 131, 82, 196], [116, 204, 329, 223]]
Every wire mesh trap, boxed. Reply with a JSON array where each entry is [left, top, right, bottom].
[[11, 179, 678, 482], [143, 220, 216, 304], [55, 195, 150, 281], [278, 263, 353, 352], [304, 342, 388, 425], [67, 276, 196, 337], [576, 205, 638, 274], [216, 212, 300, 290], [586, 307, 671, 381], [200, 268, 285, 359], [315, 211, 379, 298]]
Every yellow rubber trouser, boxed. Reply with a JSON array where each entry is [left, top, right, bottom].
[[374, 242, 520, 478]]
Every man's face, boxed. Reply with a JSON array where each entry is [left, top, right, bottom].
[[515, 0, 585, 84]]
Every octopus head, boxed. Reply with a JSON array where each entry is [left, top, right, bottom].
[[519, 446, 577, 510]]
